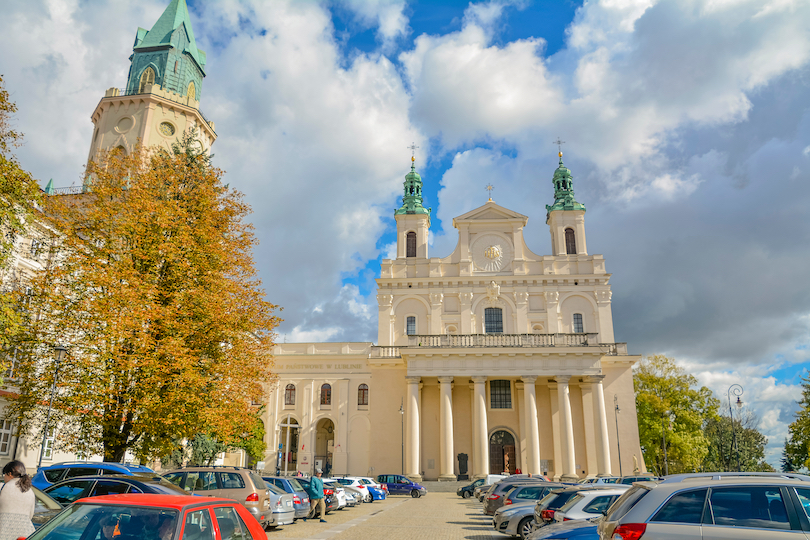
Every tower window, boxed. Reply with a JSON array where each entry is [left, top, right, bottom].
[[573, 313, 584, 333], [565, 228, 576, 255], [187, 81, 196, 100], [485, 307, 503, 334], [139, 67, 155, 94], [358, 384, 369, 406], [406, 231, 416, 257], [284, 384, 295, 406], [490, 380, 512, 409], [406, 316, 416, 336], [320, 384, 331, 406]]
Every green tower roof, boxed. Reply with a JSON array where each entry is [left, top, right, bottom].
[[545, 152, 585, 213], [395, 158, 431, 216], [135, 0, 206, 72]]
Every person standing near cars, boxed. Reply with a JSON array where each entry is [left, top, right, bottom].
[[305, 468, 327, 523], [0, 460, 36, 540]]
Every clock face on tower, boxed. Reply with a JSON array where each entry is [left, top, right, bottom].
[[471, 234, 513, 273]]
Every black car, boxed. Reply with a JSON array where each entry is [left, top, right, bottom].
[[457, 478, 485, 498], [43, 474, 186, 505]]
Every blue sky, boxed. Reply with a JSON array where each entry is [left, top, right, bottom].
[[2, 0, 810, 467]]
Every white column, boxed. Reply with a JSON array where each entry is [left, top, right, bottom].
[[405, 376, 422, 481], [521, 376, 541, 476], [472, 376, 489, 479], [556, 376, 577, 481], [592, 376, 612, 476], [439, 376, 455, 481]]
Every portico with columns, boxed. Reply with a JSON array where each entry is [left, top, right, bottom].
[[265, 153, 644, 481]]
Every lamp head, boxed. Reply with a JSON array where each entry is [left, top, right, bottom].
[[53, 345, 67, 364], [736, 396, 743, 409]]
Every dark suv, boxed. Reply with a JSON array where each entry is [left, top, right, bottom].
[[32, 461, 154, 490]]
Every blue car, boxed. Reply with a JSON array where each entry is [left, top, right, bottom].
[[376, 474, 427, 498], [32, 461, 155, 490], [367, 485, 387, 500]]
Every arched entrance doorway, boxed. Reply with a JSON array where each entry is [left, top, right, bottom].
[[315, 418, 335, 476], [278, 417, 299, 474], [490, 430, 517, 474]]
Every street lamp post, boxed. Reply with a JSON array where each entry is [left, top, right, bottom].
[[38, 345, 66, 470], [662, 412, 675, 476], [614, 394, 622, 477], [727, 384, 744, 471], [399, 398, 404, 475]]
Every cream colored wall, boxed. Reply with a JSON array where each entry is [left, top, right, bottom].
[[420, 381, 440, 479], [368, 366, 407, 475], [603, 361, 645, 474]]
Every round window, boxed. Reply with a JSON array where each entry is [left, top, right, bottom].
[[159, 122, 176, 136]]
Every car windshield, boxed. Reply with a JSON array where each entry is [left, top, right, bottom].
[[29, 503, 178, 540], [559, 493, 585, 512]]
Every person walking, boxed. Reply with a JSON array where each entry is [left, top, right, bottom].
[[304, 468, 326, 523], [0, 460, 36, 540]]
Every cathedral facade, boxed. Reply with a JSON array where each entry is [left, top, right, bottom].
[[266, 157, 644, 481]]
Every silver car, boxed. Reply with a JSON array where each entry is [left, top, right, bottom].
[[553, 486, 628, 522], [266, 483, 295, 528], [493, 484, 569, 539], [598, 472, 810, 540]]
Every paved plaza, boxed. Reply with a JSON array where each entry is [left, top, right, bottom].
[[266, 492, 501, 540]]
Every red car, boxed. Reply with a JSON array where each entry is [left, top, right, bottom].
[[25, 493, 268, 540]]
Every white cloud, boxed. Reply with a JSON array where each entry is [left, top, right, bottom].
[[334, 0, 410, 52]]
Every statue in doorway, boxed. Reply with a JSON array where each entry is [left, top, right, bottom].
[[503, 453, 510, 474]]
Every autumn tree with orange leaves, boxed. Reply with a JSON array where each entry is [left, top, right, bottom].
[[10, 133, 280, 462]]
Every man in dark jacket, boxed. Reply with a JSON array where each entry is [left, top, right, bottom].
[[305, 468, 326, 522]]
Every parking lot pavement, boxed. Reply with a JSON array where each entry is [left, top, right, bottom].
[[267, 493, 503, 540]]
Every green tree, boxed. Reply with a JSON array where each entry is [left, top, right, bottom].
[[0, 74, 42, 351], [784, 372, 810, 471], [634, 355, 719, 475], [10, 135, 280, 461], [703, 410, 773, 472]]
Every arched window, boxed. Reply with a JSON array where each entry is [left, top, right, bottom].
[[406, 316, 416, 335], [573, 313, 584, 333], [406, 231, 416, 257], [139, 67, 155, 93], [565, 228, 577, 255], [187, 81, 196, 100], [485, 307, 503, 334], [284, 384, 295, 405], [320, 383, 331, 405], [358, 384, 369, 406], [490, 380, 512, 409]]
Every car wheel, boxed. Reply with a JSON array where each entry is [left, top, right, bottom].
[[518, 517, 533, 540], [410, 489, 420, 498], [462, 491, 472, 499]]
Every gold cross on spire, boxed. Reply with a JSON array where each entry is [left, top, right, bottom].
[[408, 142, 419, 163], [553, 137, 565, 158], [486, 183, 494, 201]]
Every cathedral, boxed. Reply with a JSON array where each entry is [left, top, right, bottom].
[[3, 0, 644, 480]]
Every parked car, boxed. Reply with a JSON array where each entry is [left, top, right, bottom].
[[458, 478, 486, 498], [366, 484, 387, 501], [598, 472, 810, 540], [32, 461, 154, 490], [476, 484, 493, 501], [263, 476, 310, 519], [616, 474, 658, 485], [377, 474, 427, 497], [32, 487, 63, 529], [533, 485, 626, 534], [529, 518, 599, 540], [552, 486, 628, 522], [336, 477, 373, 502], [577, 477, 620, 485], [265, 483, 296, 528], [163, 466, 273, 528], [324, 480, 348, 508], [491, 484, 568, 539], [44, 474, 187, 505], [24, 493, 267, 540], [485, 478, 548, 515], [342, 484, 366, 504]]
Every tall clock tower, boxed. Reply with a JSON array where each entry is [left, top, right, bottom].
[[86, 0, 216, 163]]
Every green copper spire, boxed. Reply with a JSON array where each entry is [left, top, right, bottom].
[[395, 157, 431, 216], [545, 152, 585, 213], [125, 0, 206, 99]]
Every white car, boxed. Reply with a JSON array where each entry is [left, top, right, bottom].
[[553, 486, 628, 522], [323, 479, 348, 509], [336, 477, 373, 502]]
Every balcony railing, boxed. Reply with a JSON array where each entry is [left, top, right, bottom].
[[369, 334, 629, 358]]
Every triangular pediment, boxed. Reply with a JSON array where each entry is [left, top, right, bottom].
[[453, 201, 528, 226]]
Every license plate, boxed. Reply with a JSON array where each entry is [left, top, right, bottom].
[[286, 500, 292, 507]]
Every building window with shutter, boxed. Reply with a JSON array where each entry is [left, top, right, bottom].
[[485, 307, 503, 333], [573, 313, 584, 333], [284, 384, 296, 406], [0, 419, 13, 455], [490, 380, 512, 409], [358, 384, 369, 407], [406, 316, 416, 335], [565, 228, 577, 254], [320, 384, 331, 405], [406, 231, 416, 257]]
